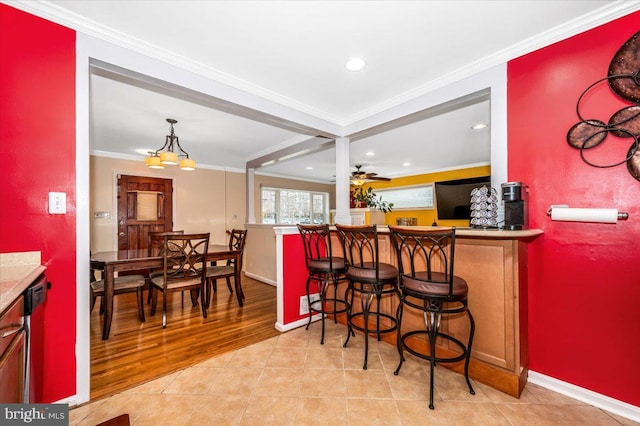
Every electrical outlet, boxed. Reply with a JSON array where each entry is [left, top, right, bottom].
[[299, 293, 321, 315], [299, 296, 309, 315]]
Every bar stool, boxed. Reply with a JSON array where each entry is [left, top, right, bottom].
[[335, 224, 399, 370], [297, 224, 348, 344], [389, 226, 475, 410]]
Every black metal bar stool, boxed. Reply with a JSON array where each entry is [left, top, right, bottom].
[[335, 224, 399, 370], [389, 226, 475, 410], [298, 224, 348, 344]]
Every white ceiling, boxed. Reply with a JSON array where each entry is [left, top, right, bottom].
[[15, 0, 631, 183]]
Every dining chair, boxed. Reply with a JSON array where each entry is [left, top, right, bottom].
[[204, 229, 247, 306], [90, 267, 146, 323], [147, 230, 186, 304], [148, 230, 186, 257], [149, 233, 210, 328], [389, 226, 475, 410], [297, 224, 348, 344], [335, 224, 399, 370]]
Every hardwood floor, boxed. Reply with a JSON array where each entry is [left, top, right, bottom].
[[90, 274, 278, 401]]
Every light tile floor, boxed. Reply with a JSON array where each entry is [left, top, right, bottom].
[[71, 322, 638, 425]]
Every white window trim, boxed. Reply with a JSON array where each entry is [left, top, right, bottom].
[[261, 186, 330, 225]]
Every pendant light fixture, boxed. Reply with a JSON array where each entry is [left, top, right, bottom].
[[144, 118, 195, 171]]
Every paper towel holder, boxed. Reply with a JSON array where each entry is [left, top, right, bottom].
[[546, 205, 629, 220]]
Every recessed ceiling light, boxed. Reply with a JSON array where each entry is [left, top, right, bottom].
[[365, 151, 375, 156], [345, 57, 366, 71], [472, 123, 488, 130], [305, 166, 313, 170], [403, 162, 411, 166]]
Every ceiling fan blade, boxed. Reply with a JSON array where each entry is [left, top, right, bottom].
[[368, 176, 391, 181], [365, 172, 378, 178]]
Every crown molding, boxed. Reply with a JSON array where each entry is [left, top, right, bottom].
[[3, 0, 343, 125], [5, 0, 639, 128], [340, 0, 640, 126]]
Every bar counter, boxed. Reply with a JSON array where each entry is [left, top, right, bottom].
[[274, 225, 543, 398]]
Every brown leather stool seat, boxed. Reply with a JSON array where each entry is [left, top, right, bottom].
[[344, 262, 397, 281], [308, 256, 345, 272], [402, 271, 469, 297]]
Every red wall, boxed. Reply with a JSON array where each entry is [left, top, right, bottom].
[[508, 12, 640, 406], [283, 234, 318, 324], [0, 5, 77, 403]]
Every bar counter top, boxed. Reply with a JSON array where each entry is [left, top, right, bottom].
[[375, 225, 543, 239]]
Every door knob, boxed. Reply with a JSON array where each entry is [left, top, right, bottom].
[[119, 232, 125, 237]]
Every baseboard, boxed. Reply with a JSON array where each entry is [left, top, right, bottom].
[[55, 394, 78, 407], [244, 271, 276, 286], [528, 371, 640, 423], [275, 314, 321, 332]]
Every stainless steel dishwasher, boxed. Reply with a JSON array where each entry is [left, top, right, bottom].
[[22, 274, 47, 403]]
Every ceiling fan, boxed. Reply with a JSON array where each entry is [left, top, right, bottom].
[[350, 165, 391, 186]]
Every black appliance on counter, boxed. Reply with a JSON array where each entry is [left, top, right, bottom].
[[501, 182, 528, 230], [23, 274, 47, 403]]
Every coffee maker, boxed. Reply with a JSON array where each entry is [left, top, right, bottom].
[[501, 182, 528, 230]]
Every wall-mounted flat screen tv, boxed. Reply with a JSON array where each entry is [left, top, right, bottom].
[[435, 176, 491, 220]]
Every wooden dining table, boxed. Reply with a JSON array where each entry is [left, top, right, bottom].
[[90, 244, 243, 340]]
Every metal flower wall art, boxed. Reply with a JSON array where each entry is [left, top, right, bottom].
[[566, 30, 640, 181]]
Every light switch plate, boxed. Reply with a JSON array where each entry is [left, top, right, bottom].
[[94, 211, 111, 219], [49, 192, 66, 214]]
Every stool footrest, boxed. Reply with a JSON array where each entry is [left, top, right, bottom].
[[348, 311, 398, 334], [309, 298, 348, 315], [400, 329, 468, 364]]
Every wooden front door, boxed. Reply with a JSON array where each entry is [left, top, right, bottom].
[[117, 175, 173, 251]]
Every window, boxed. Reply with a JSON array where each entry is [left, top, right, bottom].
[[261, 187, 329, 224], [374, 184, 434, 210]]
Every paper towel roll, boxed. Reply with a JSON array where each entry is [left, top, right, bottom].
[[550, 207, 619, 223]]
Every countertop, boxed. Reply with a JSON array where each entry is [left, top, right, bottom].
[[0, 252, 46, 314], [366, 225, 543, 240], [274, 225, 544, 240]]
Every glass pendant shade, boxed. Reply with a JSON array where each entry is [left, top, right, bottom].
[[160, 151, 178, 165], [147, 156, 164, 169], [179, 158, 196, 171]]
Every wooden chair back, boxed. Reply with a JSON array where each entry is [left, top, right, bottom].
[[227, 229, 247, 267], [228, 229, 247, 250], [160, 233, 210, 288], [148, 230, 184, 256]]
